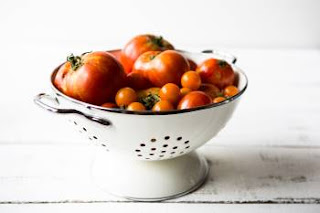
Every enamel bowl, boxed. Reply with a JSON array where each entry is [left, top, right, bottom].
[[34, 49, 248, 201]]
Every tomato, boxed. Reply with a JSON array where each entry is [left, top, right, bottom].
[[196, 58, 235, 89], [132, 50, 190, 87], [115, 87, 137, 107], [101, 102, 118, 108], [199, 83, 221, 99], [177, 91, 212, 110], [224, 85, 239, 97], [137, 87, 160, 110], [54, 51, 126, 105], [180, 88, 192, 97], [127, 72, 152, 90], [127, 102, 146, 111], [213, 97, 226, 103], [187, 58, 197, 71], [181, 71, 201, 91], [107, 50, 121, 61], [120, 34, 174, 74], [159, 83, 181, 106], [152, 100, 174, 112]]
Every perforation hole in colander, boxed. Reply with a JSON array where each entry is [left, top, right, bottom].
[[135, 136, 191, 160]]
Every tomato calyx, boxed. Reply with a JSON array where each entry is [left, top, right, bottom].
[[149, 55, 156, 60], [217, 60, 228, 69], [150, 36, 164, 48], [139, 93, 160, 110], [67, 54, 83, 71]]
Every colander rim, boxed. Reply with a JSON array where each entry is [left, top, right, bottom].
[[50, 50, 248, 115]]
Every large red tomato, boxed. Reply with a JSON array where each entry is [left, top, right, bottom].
[[54, 51, 126, 105], [132, 50, 190, 87], [120, 34, 174, 74], [196, 58, 235, 89]]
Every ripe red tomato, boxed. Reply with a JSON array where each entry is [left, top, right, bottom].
[[132, 50, 190, 87], [120, 34, 174, 74], [54, 51, 126, 105], [127, 72, 152, 90], [177, 91, 212, 110], [115, 87, 137, 107], [101, 102, 118, 108], [107, 50, 122, 61], [187, 58, 197, 71], [199, 83, 221, 99], [152, 100, 174, 112], [181, 71, 201, 91], [127, 102, 146, 111], [196, 58, 235, 89], [159, 83, 181, 106]]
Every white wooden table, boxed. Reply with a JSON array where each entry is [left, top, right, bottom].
[[1, 42, 320, 212]]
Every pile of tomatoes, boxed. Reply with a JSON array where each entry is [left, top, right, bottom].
[[54, 34, 239, 112]]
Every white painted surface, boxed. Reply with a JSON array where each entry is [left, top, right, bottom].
[[1, 0, 320, 48], [0, 144, 320, 204]]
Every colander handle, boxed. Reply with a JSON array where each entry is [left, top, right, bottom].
[[34, 93, 112, 126], [201, 49, 237, 64]]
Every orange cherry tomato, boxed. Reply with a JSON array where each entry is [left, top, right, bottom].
[[101, 102, 118, 108], [127, 102, 146, 111], [152, 100, 174, 112], [177, 91, 212, 110], [159, 83, 181, 106], [181, 71, 201, 91], [115, 87, 137, 107], [224, 85, 239, 97], [213, 97, 226, 103], [180, 87, 192, 97]]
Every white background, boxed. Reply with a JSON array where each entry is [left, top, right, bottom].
[[1, 0, 320, 49]]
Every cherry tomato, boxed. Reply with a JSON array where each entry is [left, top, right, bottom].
[[120, 34, 174, 74], [199, 83, 221, 99], [196, 58, 235, 89], [181, 71, 201, 90], [54, 51, 126, 105], [159, 83, 181, 106], [180, 87, 192, 97], [115, 87, 137, 107], [101, 102, 118, 108], [132, 50, 190, 87], [152, 100, 174, 112], [127, 102, 146, 111], [213, 97, 226, 103], [224, 85, 239, 97], [177, 91, 212, 110]]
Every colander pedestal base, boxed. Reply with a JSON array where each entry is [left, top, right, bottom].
[[91, 150, 209, 201]]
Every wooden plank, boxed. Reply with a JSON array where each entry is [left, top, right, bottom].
[[0, 144, 319, 203], [1, 203, 320, 213]]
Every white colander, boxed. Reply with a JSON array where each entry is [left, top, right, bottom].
[[34, 49, 248, 201]]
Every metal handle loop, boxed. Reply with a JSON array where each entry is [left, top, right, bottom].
[[201, 49, 237, 64], [34, 93, 112, 126]]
